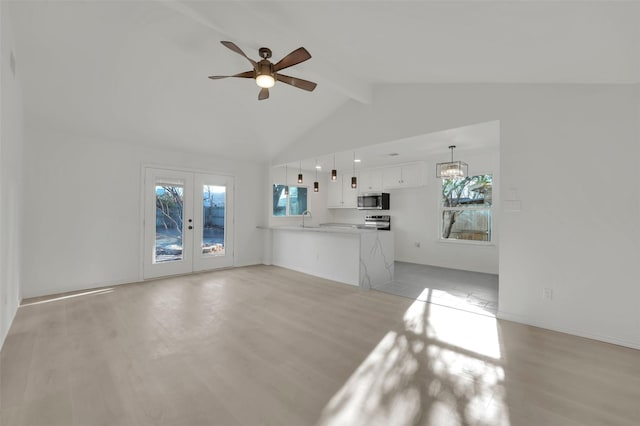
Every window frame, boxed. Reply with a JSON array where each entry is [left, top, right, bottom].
[[272, 184, 309, 217], [438, 174, 493, 244]]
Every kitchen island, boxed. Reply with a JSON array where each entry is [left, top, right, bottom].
[[261, 225, 394, 289]]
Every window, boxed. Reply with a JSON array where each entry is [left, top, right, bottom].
[[273, 184, 308, 216], [441, 174, 492, 242]]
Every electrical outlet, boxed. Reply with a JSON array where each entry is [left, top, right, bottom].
[[543, 288, 553, 300]]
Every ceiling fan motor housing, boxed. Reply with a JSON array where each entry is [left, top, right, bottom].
[[257, 60, 274, 77], [259, 47, 272, 59]]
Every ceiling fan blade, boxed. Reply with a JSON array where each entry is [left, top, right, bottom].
[[221, 41, 257, 67], [276, 74, 317, 92], [273, 47, 311, 72], [258, 88, 269, 100], [208, 70, 254, 80]]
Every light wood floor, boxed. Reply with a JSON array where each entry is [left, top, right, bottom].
[[1, 265, 639, 426]]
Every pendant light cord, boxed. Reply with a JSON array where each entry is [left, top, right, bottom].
[[353, 152, 356, 174]]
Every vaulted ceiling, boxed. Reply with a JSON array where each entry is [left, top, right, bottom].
[[8, 1, 640, 162]]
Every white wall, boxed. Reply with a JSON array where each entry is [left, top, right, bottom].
[[277, 83, 640, 350], [396, 150, 499, 274], [0, 3, 24, 349], [21, 127, 267, 298]]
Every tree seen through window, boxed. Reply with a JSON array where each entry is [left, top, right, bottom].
[[441, 175, 492, 241]]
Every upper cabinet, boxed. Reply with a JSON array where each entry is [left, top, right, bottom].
[[381, 162, 426, 189], [358, 162, 427, 193], [319, 162, 428, 209], [327, 172, 358, 208], [358, 168, 383, 193]]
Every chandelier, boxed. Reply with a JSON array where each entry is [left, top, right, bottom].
[[436, 145, 468, 179]]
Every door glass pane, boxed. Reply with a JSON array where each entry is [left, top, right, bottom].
[[155, 184, 184, 263], [202, 185, 225, 256]]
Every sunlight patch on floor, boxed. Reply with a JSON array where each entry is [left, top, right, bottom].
[[410, 288, 501, 360], [20, 288, 114, 306], [317, 291, 510, 426]]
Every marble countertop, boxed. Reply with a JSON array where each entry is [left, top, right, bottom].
[[257, 225, 386, 234]]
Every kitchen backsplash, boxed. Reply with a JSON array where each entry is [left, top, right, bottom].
[[327, 208, 370, 224]]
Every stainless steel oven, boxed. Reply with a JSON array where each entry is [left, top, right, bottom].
[[364, 215, 391, 230]]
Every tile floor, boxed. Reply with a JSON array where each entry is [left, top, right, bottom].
[[373, 261, 499, 315]]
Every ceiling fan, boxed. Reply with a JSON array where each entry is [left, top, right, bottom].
[[208, 41, 317, 100]]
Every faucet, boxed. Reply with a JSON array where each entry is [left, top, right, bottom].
[[302, 210, 312, 227]]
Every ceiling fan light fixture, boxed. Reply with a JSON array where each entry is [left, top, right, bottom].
[[256, 74, 275, 88]]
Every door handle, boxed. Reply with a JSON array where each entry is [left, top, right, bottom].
[[188, 225, 193, 230]]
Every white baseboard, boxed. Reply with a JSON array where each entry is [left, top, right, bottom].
[[497, 310, 640, 351], [21, 264, 267, 300]]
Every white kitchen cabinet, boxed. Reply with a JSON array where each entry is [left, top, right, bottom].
[[358, 168, 383, 193], [327, 178, 342, 207], [328, 172, 357, 208], [382, 162, 426, 189]]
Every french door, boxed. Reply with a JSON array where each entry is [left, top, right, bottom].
[[143, 168, 234, 279]]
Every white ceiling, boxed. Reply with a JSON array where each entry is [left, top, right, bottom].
[[8, 1, 640, 162], [290, 120, 500, 173]]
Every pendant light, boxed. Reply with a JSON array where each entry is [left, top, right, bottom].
[[331, 154, 337, 181], [351, 152, 357, 189], [284, 165, 289, 195], [436, 145, 468, 180], [298, 161, 303, 184], [314, 160, 319, 192]]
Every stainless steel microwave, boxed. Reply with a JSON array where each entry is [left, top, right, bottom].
[[357, 193, 390, 210]]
